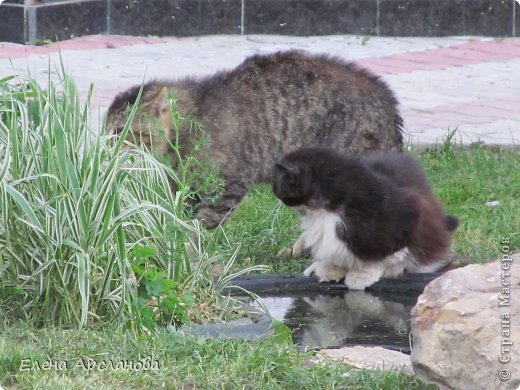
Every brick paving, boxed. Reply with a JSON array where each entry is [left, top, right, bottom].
[[0, 34, 519, 146]]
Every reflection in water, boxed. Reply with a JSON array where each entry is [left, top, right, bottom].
[[256, 291, 416, 352]]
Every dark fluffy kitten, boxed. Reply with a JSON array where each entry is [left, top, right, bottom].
[[272, 147, 458, 290], [106, 50, 403, 227]]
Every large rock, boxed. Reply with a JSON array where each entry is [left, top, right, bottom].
[[411, 253, 520, 390]]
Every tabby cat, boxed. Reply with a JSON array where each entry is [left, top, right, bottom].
[[106, 50, 403, 227], [272, 147, 458, 290]]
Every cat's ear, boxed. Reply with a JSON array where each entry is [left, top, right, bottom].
[[141, 86, 168, 108], [274, 163, 300, 177], [274, 163, 287, 173]]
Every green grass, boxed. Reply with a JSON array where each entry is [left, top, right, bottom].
[[0, 325, 434, 390], [420, 143, 520, 263], [214, 185, 300, 273]]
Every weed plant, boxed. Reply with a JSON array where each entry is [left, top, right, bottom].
[[0, 71, 263, 333]]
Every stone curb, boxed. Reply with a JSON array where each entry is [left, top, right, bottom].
[[223, 272, 443, 296], [2, 0, 520, 44]]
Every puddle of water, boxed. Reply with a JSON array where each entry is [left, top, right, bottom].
[[253, 290, 417, 353]]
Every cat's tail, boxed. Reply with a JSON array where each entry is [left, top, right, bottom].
[[444, 215, 459, 232]]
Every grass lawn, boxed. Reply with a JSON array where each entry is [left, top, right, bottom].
[[2, 142, 518, 389], [2, 73, 519, 389], [1, 325, 433, 390]]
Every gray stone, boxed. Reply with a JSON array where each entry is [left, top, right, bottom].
[[411, 254, 520, 390], [313, 345, 413, 374]]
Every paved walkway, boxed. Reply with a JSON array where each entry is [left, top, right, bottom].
[[1, 34, 519, 146]]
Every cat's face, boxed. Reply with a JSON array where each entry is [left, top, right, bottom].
[[272, 161, 313, 207], [105, 85, 172, 155]]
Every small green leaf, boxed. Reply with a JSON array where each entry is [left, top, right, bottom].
[[272, 320, 293, 346], [145, 269, 168, 281], [32, 39, 54, 46], [160, 279, 178, 292], [139, 306, 156, 331], [162, 294, 180, 312], [181, 293, 195, 306], [131, 245, 156, 258], [146, 279, 165, 296], [131, 263, 145, 276], [141, 306, 154, 319]]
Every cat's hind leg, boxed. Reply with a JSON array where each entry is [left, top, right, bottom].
[[196, 203, 235, 228], [343, 263, 386, 290], [344, 249, 409, 290], [195, 182, 247, 228]]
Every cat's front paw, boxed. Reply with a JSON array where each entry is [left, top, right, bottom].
[[343, 269, 382, 290], [315, 265, 347, 283], [277, 235, 309, 259], [304, 262, 347, 283], [291, 235, 307, 258], [305, 262, 346, 283], [303, 262, 318, 277]]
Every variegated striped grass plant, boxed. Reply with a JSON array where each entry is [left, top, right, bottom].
[[0, 71, 264, 332]]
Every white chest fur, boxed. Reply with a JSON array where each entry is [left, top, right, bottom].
[[296, 207, 413, 290], [298, 208, 362, 270]]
